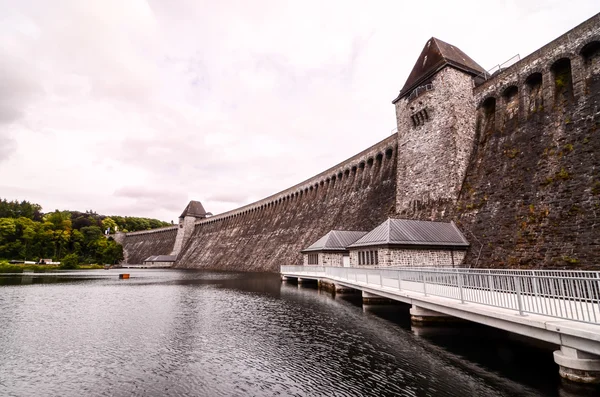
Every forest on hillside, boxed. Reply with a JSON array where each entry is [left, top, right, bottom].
[[0, 198, 171, 264]]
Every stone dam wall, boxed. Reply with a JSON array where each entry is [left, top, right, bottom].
[[175, 136, 398, 272], [116, 226, 178, 264], [404, 15, 600, 269], [117, 14, 600, 271]]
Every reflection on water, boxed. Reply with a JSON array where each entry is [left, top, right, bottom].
[[0, 270, 597, 396]]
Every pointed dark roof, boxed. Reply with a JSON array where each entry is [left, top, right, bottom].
[[302, 230, 368, 253], [180, 200, 207, 218], [393, 37, 485, 103], [348, 219, 469, 248]]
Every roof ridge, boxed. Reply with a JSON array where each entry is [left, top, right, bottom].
[[386, 218, 392, 244]]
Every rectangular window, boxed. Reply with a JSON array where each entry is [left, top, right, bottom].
[[308, 253, 318, 265], [358, 250, 378, 265]]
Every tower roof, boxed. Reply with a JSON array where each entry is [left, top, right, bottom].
[[393, 37, 485, 103], [301, 230, 368, 252], [348, 218, 469, 249], [180, 200, 207, 218]]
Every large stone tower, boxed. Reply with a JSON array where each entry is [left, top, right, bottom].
[[171, 200, 209, 256], [393, 38, 485, 219]]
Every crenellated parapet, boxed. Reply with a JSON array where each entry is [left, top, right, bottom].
[[193, 134, 398, 228], [474, 13, 600, 130]]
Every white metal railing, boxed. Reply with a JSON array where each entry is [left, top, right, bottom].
[[475, 54, 521, 82], [280, 266, 600, 324]]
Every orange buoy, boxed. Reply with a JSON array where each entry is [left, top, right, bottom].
[[119, 274, 130, 279]]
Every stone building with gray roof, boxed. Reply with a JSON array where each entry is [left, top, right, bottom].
[[348, 218, 469, 267], [301, 230, 367, 267]]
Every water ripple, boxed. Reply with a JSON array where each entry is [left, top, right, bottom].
[[0, 270, 586, 396]]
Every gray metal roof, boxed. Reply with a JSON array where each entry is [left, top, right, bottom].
[[180, 200, 207, 218], [348, 219, 469, 248], [302, 230, 368, 252], [143, 255, 177, 262]]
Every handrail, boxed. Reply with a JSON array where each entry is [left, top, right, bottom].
[[280, 265, 600, 324], [407, 84, 434, 101]]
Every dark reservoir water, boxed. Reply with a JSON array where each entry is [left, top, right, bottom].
[[0, 270, 598, 397]]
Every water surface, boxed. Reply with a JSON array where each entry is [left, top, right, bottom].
[[0, 270, 597, 396]]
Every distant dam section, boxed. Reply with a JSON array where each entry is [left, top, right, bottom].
[[114, 226, 178, 265]]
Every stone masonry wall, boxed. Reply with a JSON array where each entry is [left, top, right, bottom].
[[350, 248, 465, 268], [119, 226, 178, 264], [379, 248, 466, 267], [302, 252, 343, 266], [321, 252, 344, 267], [395, 67, 478, 219], [176, 136, 398, 272], [454, 14, 600, 269]]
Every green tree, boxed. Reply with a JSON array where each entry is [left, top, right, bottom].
[[60, 253, 80, 269], [101, 217, 118, 234]]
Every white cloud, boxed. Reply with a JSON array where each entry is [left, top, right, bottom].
[[0, 0, 597, 220]]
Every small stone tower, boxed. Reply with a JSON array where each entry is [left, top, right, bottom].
[[393, 38, 485, 218], [171, 200, 209, 256]]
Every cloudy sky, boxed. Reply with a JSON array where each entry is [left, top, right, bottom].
[[0, 1, 597, 222]]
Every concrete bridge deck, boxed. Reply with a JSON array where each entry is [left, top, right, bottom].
[[280, 265, 600, 383]]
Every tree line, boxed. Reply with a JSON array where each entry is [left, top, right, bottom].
[[0, 198, 171, 265]]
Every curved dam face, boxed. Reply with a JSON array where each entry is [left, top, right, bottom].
[[176, 137, 398, 272], [116, 227, 178, 265]]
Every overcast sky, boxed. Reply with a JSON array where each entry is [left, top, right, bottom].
[[0, 1, 597, 222]]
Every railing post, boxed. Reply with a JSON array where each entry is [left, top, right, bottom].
[[514, 276, 524, 316], [458, 272, 465, 304], [596, 272, 600, 317], [397, 270, 402, 291], [423, 272, 427, 297], [488, 270, 494, 294], [532, 270, 539, 297]]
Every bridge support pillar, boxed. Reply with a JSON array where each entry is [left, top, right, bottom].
[[281, 275, 292, 282], [318, 280, 357, 294], [410, 305, 460, 325], [554, 346, 600, 384], [297, 278, 316, 287], [335, 284, 358, 294], [362, 291, 393, 304]]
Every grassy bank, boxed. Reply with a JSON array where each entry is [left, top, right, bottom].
[[0, 261, 104, 273]]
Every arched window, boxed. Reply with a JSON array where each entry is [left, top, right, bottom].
[[477, 97, 496, 135], [580, 41, 600, 93], [551, 58, 574, 105], [502, 85, 519, 129], [385, 148, 393, 160], [525, 73, 543, 115]]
